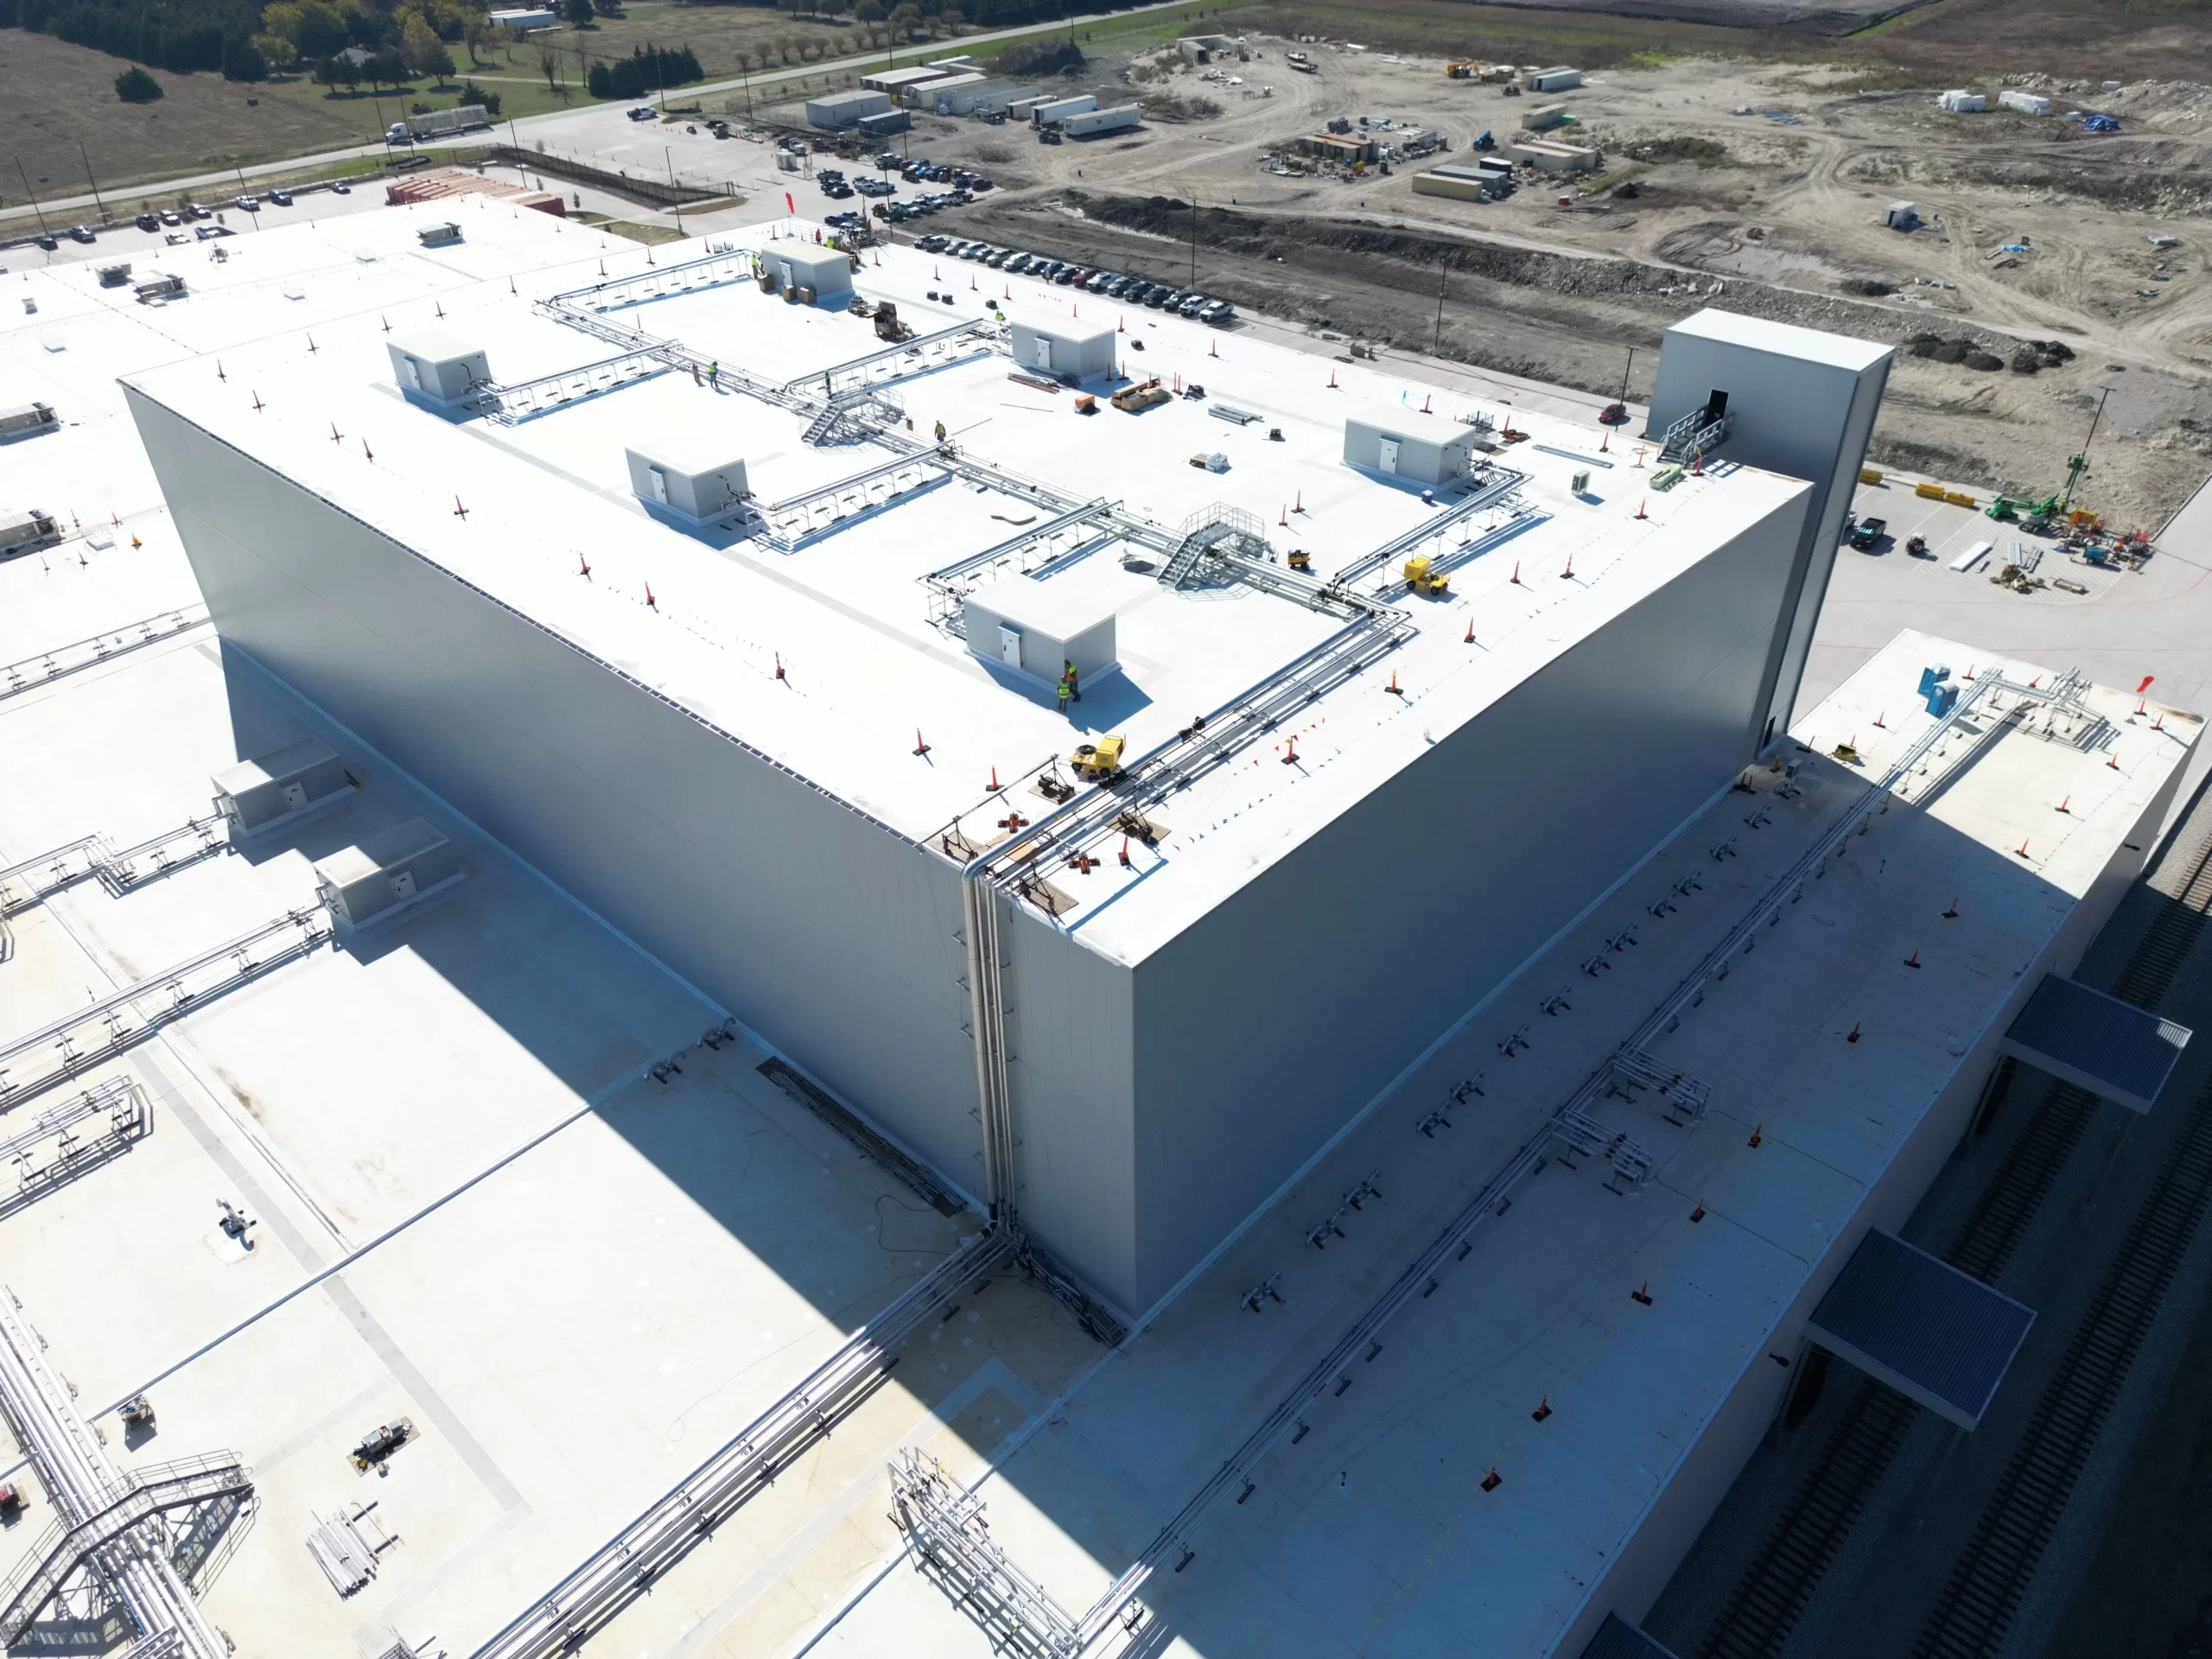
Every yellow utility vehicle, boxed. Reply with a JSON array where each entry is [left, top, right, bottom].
[[1403, 554, 1451, 596], [1070, 735, 1127, 780]]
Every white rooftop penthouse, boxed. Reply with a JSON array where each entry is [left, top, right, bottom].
[[126, 221, 1888, 1321]]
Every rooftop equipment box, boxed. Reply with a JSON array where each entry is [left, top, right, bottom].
[[212, 739, 353, 835], [805, 89, 893, 128], [314, 819, 461, 931], [1009, 321, 1116, 381], [1064, 105, 1141, 139], [0, 402, 59, 439], [760, 245, 855, 302], [1, 507, 61, 556], [388, 332, 490, 404], [1344, 408, 1478, 486], [1520, 102, 1569, 131], [626, 442, 749, 522], [1527, 66, 1583, 92], [1032, 93, 1098, 125], [963, 575, 1118, 690]]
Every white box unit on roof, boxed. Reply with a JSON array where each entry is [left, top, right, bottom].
[[760, 245, 854, 302], [1, 401, 59, 439], [312, 818, 461, 931], [1342, 406, 1478, 486], [962, 575, 1119, 690], [387, 331, 488, 404], [1, 506, 61, 556], [211, 739, 352, 836], [1008, 321, 1116, 381], [626, 442, 748, 522]]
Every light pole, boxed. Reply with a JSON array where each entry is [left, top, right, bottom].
[[14, 157, 52, 237], [1433, 257, 1447, 356], [78, 138, 108, 226]]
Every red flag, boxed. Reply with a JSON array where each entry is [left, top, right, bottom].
[[785, 191, 795, 215], [2138, 674, 2156, 693]]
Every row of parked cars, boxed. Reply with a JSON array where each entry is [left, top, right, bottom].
[[911, 236, 1236, 324], [893, 156, 992, 194], [817, 167, 982, 226], [31, 183, 340, 250]]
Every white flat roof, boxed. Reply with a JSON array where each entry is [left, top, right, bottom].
[[118, 204, 1814, 963]]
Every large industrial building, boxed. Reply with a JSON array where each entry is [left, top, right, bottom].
[[125, 224, 1884, 1325], [0, 194, 2199, 1659]]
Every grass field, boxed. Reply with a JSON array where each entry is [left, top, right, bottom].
[[1, 28, 366, 207]]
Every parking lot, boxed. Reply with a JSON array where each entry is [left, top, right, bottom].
[[906, 229, 1240, 325]]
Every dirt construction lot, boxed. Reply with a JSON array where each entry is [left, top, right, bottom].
[[892, 27, 2212, 530]]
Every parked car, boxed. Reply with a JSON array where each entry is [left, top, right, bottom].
[[136, 212, 159, 231], [34, 233, 57, 251], [915, 233, 948, 251], [160, 209, 182, 226], [186, 202, 212, 219], [234, 194, 259, 212], [627, 105, 657, 121], [1847, 516, 1887, 550], [67, 225, 96, 243], [329, 181, 351, 195], [267, 188, 293, 206]]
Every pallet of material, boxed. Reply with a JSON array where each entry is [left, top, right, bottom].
[[1210, 403, 1262, 425]]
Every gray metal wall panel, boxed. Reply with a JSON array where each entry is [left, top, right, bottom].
[[1002, 912, 1139, 1306], [1127, 490, 1809, 1307], [128, 387, 985, 1196], [1765, 360, 1888, 735], [1648, 329, 1893, 751]]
